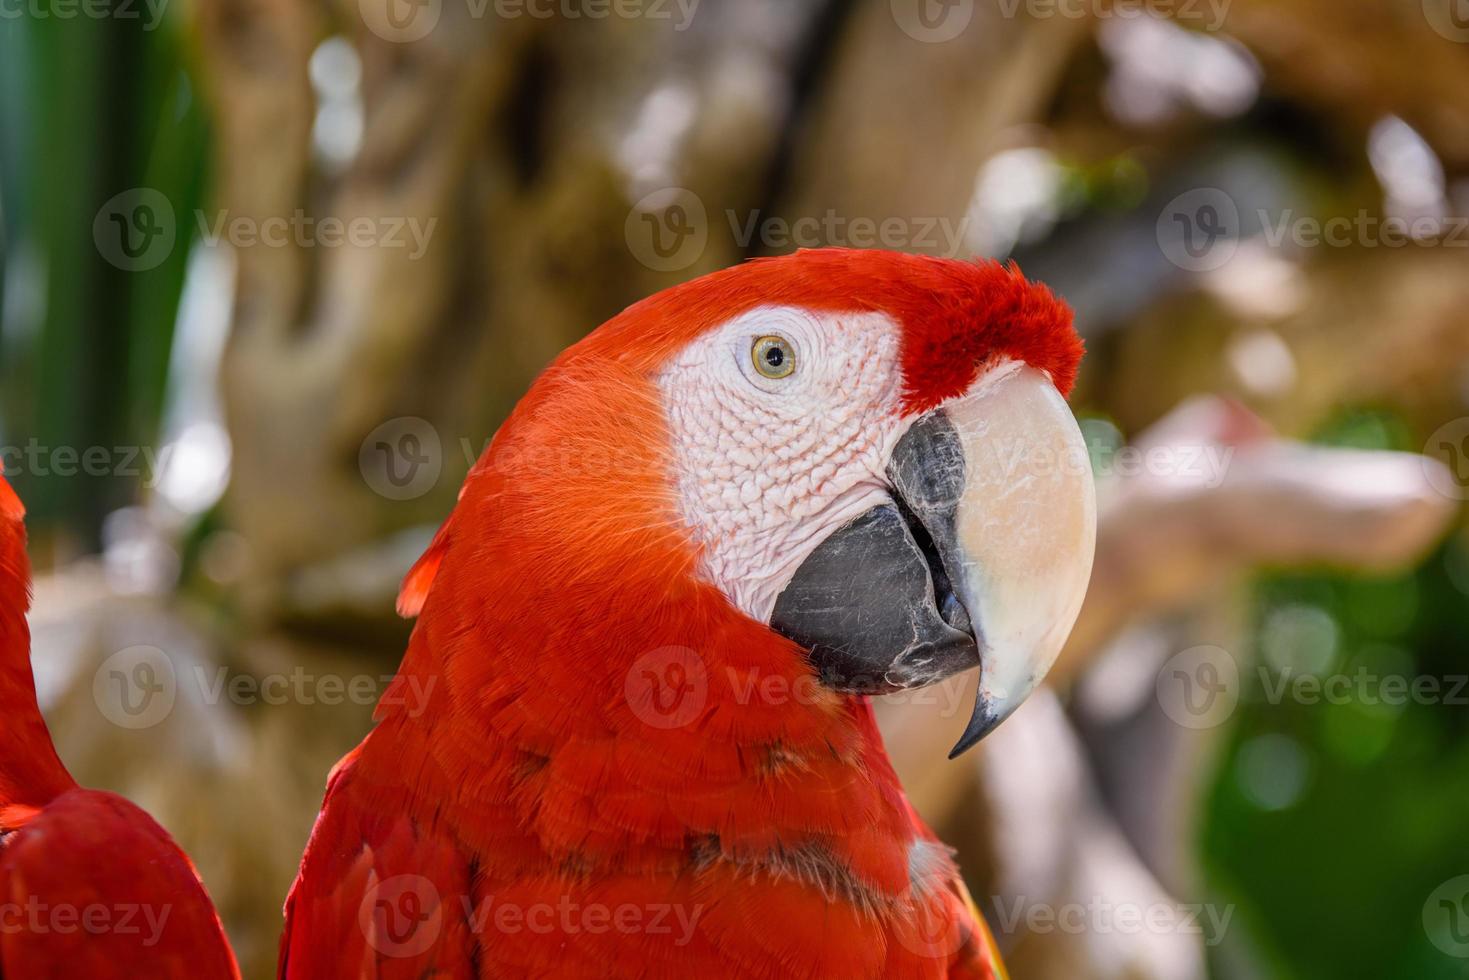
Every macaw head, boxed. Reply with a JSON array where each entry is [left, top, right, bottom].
[[401, 248, 1094, 760]]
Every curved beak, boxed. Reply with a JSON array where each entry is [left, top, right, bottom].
[[769, 365, 1097, 757]]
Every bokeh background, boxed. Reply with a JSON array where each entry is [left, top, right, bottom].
[[4, 0, 1469, 977]]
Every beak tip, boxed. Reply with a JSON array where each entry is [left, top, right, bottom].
[[947, 700, 1003, 760], [946, 736, 982, 761]]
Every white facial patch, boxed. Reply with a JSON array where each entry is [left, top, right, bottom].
[[657, 306, 907, 623]]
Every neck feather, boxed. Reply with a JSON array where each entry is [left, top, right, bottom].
[[367, 358, 935, 903], [373, 497, 927, 903]]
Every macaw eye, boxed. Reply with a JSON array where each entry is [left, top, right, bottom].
[[752, 335, 796, 379]]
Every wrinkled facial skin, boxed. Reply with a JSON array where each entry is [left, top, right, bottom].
[[658, 306, 909, 622]]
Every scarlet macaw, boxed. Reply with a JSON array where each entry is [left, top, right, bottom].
[[0, 471, 239, 979], [282, 248, 1097, 979]]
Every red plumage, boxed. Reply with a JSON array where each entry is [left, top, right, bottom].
[[0, 473, 239, 979], [590, 247, 1080, 411], [284, 250, 1075, 978]]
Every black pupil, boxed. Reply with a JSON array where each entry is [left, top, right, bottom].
[[764, 345, 785, 368]]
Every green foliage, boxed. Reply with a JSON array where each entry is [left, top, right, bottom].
[[0, 6, 208, 542], [1202, 410, 1469, 980]]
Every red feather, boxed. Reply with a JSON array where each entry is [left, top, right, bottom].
[[284, 250, 1077, 978], [0, 471, 239, 979], [585, 247, 1080, 411]]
